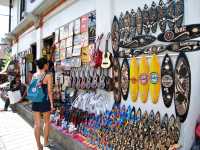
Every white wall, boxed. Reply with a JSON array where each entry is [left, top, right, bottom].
[[18, 27, 36, 52]]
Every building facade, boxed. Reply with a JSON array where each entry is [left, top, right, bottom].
[[2, 0, 200, 149]]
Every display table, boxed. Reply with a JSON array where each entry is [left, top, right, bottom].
[[15, 101, 94, 150]]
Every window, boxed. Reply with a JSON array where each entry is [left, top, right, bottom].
[[20, 0, 26, 21]]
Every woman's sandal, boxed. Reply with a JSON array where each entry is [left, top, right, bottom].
[[44, 143, 55, 148]]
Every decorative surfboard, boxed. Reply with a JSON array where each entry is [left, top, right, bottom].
[[139, 56, 149, 103], [155, 111, 161, 125], [143, 4, 150, 34], [123, 11, 131, 45], [175, 0, 184, 28], [136, 7, 143, 35], [130, 56, 139, 102], [120, 58, 130, 100], [136, 107, 142, 122], [167, 40, 200, 52], [157, 24, 200, 42], [112, 57, 121, 104], [121, 35, 156, 48], [167, 0, 175, 30], [161, 113, 169, 129], [149, 110, 155, 122], [119, 12, 125, 45], [174, 52, 191, 123], [130, 9, 136, 39], [150, 54, 161, 104], [161, 54, 174, 108], [157, 0, 167, 33], [111, 16, 120, 57], [149, 1, 158, 33]]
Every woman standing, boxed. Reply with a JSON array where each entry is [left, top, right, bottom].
[[31, 58, 54, 150]]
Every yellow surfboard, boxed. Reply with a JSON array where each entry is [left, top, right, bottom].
[[130, 56, 139, 102], [139, 55, 149, 103], [150, 54, 161, 104]]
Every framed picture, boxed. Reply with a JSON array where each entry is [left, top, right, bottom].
[[74, 18, 80, 35], [81, 32, 89, 47], [73, 34, 81, 46], [72, 45, 81, 56], [66, 47, 73, 58], [68, 21, 74, 37], [63, 24, 69, 39], [80, 15, 88, 33], [66, 36, 73, 48], [59, 26, 65, 40], [55, 29, 60, 43]]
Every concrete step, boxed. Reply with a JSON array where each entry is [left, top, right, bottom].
[[15, 102, 90, 150]]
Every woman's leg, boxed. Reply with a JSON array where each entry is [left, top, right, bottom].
[[33, 112, 42, 150], [43, 111, 50, 145], [4, 99, 10, 111]]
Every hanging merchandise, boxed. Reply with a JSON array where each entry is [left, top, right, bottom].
[[139, 56, 149, 103], [101, 32, 112, 69], [175, 0, 184, 28], [111, 16, 120, 57], [120, 58, 130, 100], [167, 40, 200, 52], [161, 54, 174, 108], [157, 24, 200, 42], [88, 11, 96, 43], [149, 1, 158, 33], [150, 54, 161, 104], [136, 7, 143, 35], [130, 9, 136, 40], [167, 0, 175, 30], [112, 57, 121, 104], [130, 56, 139, 102], [121, 35, 156, 48], [175, 52, 191, 123], [143, 4, 150, 35], [157, 0, 167, 33], [93, 33, 103, 68]]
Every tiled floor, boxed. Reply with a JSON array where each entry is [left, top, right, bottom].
[[0, 99, 63, 150]]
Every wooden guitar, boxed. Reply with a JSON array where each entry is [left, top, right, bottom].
[[101, 32, 112, 69], [94, 33, 104, 67]]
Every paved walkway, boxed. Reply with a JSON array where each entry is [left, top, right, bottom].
[[0, 99, 63, 150]]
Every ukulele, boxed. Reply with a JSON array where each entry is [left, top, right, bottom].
[[101, 32, 112, 69], [94, 33, 104, 67]]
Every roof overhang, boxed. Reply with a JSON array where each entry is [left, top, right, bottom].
[[6, 0, 65, 41]]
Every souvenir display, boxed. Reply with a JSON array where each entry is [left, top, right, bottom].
[[101, 32, 112, 69], [161, 54, 174, 108], [111, 16, 120, 57], [80, 15, 88, 33], [66, 47, 73, 58], [139, 56, 149, 103], [157, 0, 167, 33], [130, 56, 139, 102], [149, 1, 158, 33], [81, 46, 90, 64], [130, 9, 136, 40], [120, 58, 130, 100], [122, 34, 156, 48], [74, 18, 80, 35], [150, 54, 160, 104], [157, 24, 200, 42], [68, 21, 74, 37], [66, 36, 73, 48], [175, 52, 191, 123], [72, 45, 81, 57], [167, 0, 175, 30], [167, 40, 200, 52], [81, 32, 88, 48], [175, 0, 184, 28], [143, 4, 150, 34], [63, 24, 69, 39], [88, 11, 96, 43], [136, 7, 143, 35], [123, 11, 131, 45], [112, 58, 121, 104]]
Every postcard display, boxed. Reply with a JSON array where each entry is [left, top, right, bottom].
[[50, 1, 200, 149]]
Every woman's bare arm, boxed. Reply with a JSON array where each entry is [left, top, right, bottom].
[[47, 74, 54, 109]]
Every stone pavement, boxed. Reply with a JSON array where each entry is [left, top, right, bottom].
[[0, 99, 63, 150]]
